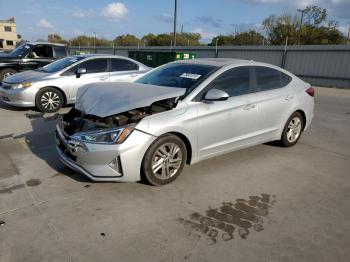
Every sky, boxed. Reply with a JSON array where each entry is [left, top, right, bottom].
[[1, 0, 349, 43]]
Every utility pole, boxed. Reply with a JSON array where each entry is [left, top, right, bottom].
[[93, 32, 97, 53], [173, 0, 177, 47], [297, 9, 304, 45]]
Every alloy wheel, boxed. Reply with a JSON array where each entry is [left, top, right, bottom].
[[151, 143, 183, 180], [286, 117, 302, 143], [40, 91, 61, 111]]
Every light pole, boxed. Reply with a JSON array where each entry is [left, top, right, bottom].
[[297, 9, 304, 45], [173, 0, 177, 47], [93, 32, 97, 53]]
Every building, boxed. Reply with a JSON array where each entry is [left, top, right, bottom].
[[0, 18, 20, 51]]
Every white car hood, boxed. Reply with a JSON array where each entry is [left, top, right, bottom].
[[75, 82, 186, 118]]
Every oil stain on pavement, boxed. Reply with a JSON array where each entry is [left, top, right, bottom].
[[177, 193, 276, 245]]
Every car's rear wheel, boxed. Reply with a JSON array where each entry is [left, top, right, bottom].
[[142, 134, 187, 186], [280, 112, 304, 147], [36, 87, 64, 113], [0, 68, 17, 82]]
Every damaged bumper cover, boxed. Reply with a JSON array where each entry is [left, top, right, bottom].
[[55, 124, 157, 182]]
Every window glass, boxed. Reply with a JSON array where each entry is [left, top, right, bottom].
[[41, 56, 85, 73], [4, 26, 12, 32], [6, 40, 14, 46], [254, 66, 291, 91], [206, 67, 252, 97], [30, 45, 53, 58], [110, 58, 138, 71], [136, 63, 217, 94], [79, 58, 108, 74], [10, 44, 32, 57], [54, 46, 67, 58]]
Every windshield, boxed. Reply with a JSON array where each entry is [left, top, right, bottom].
[[10, 44, 33, 57], [136, 63, 217, 93], [39, 56, 85, 73]]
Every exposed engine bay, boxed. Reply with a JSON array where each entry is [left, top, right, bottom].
[[60, 98, 177, 136]]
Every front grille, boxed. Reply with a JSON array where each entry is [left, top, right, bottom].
[[56, 131, 77, 161]]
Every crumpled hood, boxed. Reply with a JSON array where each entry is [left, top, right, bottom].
[[3, 70, 49, 83], [75, 82, 186, 118]]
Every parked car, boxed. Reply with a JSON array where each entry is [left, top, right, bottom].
[[0, 42, 68, 82], [0, 54, 150, 112], [56, 58, 315, 186]]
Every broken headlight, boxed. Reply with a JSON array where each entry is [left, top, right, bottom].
[[71, 126, 134, 144]]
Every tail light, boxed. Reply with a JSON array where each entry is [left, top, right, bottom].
[[306, 87, 315, 97]]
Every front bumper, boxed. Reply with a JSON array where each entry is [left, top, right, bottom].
[[55, 125, 156, 182], [0, 86, 37, 107]]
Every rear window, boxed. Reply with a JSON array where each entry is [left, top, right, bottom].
[[110, 58, 138, 71], [54, 46, 67, 58], [254, 66, 292, 92]]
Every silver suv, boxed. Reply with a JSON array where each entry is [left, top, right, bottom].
[[0, 54, 150, 112]]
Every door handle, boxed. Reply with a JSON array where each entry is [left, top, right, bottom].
[[242, 104, 256, 110], [284, 95, 294, 101], [99, 76, 108, 81], [130, 73, 138, 77]]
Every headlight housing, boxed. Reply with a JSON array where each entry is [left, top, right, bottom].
[[11, 82, 33, 89], [70, 126, 134, 144]]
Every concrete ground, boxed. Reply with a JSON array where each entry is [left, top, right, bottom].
[[0, 87, 349, 262]]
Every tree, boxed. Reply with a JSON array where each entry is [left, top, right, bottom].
[[263, 6, 346, 45], [142, 33, 201, 46], [114, 34, 140, 46], [69, 35, 111, 46], [48, 34, 67, 44], [210, 30, 264, 46]]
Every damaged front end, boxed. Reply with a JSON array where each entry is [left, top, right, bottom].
[[59, 97, 178, 140]]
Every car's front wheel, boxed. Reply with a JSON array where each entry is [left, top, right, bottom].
[[0, 68, 17, 82], [141, 134, 187, 186], [280, 112, 304, 147], [36, 87, 64, 113]]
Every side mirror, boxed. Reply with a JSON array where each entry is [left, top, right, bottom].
[[204, 89, 229, 102], [75, 68, 86, 78]]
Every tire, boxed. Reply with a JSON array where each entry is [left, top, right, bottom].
[[0, 68, 17, 82], [141, 134, 187, 186], [36, 87, 64, 113], [280, 112, 304, 147]]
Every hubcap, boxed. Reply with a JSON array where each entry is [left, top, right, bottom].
[[41, 91, 60, 110], [152, 143, 182, 180], [286, 117, 302, 143], [3, 72, 14, 79]]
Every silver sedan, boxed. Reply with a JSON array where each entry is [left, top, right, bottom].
[[56, 58, 314, 185], [0, 54, 150, 112]]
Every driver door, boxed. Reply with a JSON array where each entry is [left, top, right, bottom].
[[195, 66, 260, 159], [21, 45, 55, 70], [66, 58, 109, 103]]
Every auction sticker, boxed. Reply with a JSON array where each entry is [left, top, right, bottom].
[[180, 73, 201, 80]]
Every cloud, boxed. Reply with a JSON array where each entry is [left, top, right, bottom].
[[194, 16, 224, 28], [192, 28, 218, 42], [153, 14, 173, 24], [72, 8, 96, 18], [102, 2, 128, 21], [36, 19, 53, 29]]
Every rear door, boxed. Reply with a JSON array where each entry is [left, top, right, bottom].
[[108, 58, 141, 82], [66, 58, 109, 102], [195, 66, 260, 158], [249, 66, 294, 140]]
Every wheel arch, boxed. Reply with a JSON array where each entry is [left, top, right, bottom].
[[295, 109, 306, 131], [167, 131, 193, 164]]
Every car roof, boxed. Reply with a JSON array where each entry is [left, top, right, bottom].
[[172, 58, 249, 67], [72, 54, 137, 59], [25, 42, 66, 46]]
